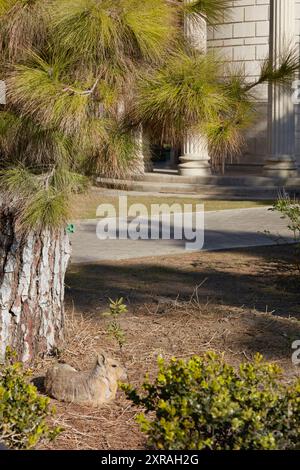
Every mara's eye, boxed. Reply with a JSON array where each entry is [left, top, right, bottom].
[[112, 364, 117, 368]]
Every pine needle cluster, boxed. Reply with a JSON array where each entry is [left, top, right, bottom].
[[0, 0, 298, 228]]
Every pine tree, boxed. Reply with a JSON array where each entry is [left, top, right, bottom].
[[0, 0, 298, 361]]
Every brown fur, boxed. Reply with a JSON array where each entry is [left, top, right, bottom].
[[44, 353, 127, 407]]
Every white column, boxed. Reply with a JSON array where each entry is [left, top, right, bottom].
[[264, 0, 298, 178], [179, 7, 211, 176]]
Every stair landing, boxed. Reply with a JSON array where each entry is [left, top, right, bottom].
[[96, 171, 300, 201]]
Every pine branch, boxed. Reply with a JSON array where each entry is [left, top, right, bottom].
[[244, 49, 300, 92]]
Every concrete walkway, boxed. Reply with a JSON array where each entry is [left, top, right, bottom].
[[69, 207, 294, 264]]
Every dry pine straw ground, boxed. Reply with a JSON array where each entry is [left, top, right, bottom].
[[35, 245, 300, 450]]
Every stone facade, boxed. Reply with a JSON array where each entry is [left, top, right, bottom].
[[207, 0, 300, 176], [207, 0, 271, 173], [146, 1, 300, 179]]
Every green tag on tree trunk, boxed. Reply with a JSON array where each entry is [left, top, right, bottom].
[[66, 224, 75, 234]]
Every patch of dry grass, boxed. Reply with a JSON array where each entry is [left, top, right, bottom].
[[35, 286, 300, 450], [70, 188, 271, 220]]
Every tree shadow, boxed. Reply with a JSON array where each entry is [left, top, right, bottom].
[[65, 244, 300, 319], [63, 244, 300, 364]]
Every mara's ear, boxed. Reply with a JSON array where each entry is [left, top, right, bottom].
[[97, 353, 106, 367]]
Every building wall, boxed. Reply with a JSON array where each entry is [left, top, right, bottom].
[[207, 0, 271, 173], [207, 0, 270, 80]]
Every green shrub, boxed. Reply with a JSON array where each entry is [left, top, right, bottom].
[[271, 194, 300, 242], [271, 194, 300, 271], [123, 352, 300, 450], [0, 348, 61, 449]]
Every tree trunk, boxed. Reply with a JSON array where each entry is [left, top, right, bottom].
[[0, 207, 71, 362]]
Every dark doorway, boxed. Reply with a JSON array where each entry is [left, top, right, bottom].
[[150, 143, 181, 170]]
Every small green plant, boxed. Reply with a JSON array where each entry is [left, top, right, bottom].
[[271, 194, 300, 271], [108, 321, 126, 349], [123, 352, 300, 450], [0, 347, 62, 449], [104, 298, 127, 349], [103, 297, 128, 317]]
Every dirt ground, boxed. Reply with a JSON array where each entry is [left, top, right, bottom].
[[37, 244, 300, 450]]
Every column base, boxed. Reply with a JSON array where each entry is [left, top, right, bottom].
[[132, 160, 147, 175], [263, 155, 298, 178], [178, 155, 211, 176]]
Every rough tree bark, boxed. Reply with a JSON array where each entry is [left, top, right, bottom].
[[0, 206, 71, 362]]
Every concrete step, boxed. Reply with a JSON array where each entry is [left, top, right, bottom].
[[140, 172, 300, 187], [96, 177, 300, 200]]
